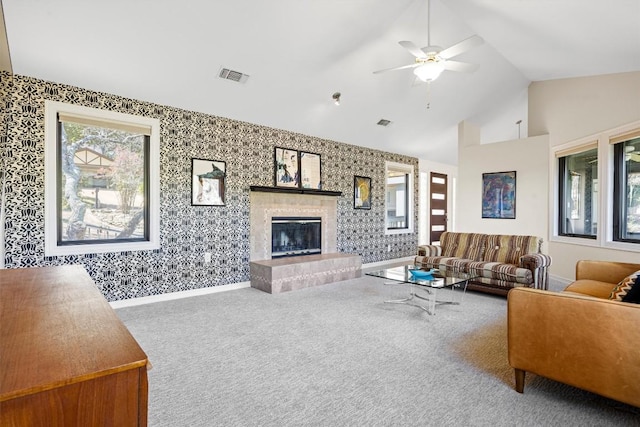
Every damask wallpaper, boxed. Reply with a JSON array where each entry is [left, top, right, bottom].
[[1, 72, 418, 301]]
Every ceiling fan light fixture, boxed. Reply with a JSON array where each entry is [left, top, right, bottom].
[[332, 92, 341, 106], [413, 61, 445, 82]]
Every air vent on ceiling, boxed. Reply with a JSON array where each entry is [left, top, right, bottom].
[[377, 119, 392, 127], [218, 68, 250, 84]]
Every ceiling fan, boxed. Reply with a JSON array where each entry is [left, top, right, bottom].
[[626, 145, 640, 163], [374, 0, 484, 83]]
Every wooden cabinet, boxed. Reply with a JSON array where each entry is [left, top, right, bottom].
[[0, 266, 149, 426]]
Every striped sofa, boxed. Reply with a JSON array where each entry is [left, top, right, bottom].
[[415, 232, 552, 296]]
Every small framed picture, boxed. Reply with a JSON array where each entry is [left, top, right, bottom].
[[191, 158, 226, 206], [274, 147, 299, 188], [482, 171, 516, 219], [300, 151, 321, 190], [354, 176, 372, 209]]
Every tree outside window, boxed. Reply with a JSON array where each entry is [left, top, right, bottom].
[[59, 120, 147, 243], [45, 100, 159, 256]]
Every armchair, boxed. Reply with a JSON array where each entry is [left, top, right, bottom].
[[507, 260, 640, 408]]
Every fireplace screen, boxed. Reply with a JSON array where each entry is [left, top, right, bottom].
[[271, 217, 321, 258]]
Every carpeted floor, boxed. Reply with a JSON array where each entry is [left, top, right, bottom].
[[116, 276, 640, 426]]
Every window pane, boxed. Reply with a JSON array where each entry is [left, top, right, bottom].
[[559, 148, 597, 237], [386, 172, 408, 229], [615, 137, 640, 242], [58, 120, 147, 243]]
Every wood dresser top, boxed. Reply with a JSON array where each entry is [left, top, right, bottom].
[[0, 265, 148, 401]]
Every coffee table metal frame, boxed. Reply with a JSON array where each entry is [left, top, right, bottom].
[[366, 264, 476, 315]]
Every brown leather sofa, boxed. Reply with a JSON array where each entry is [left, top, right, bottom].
[[507, 260, 640, 408]]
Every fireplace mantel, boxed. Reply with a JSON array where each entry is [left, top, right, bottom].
[[249, 185, 342, 197]]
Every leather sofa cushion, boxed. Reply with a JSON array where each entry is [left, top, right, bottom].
[[564, 279, 615, 299]]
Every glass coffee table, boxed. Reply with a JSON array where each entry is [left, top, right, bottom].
[[366, 264, 477, 315]]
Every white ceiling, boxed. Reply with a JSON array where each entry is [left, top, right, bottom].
[[2, 0, 639, 164]]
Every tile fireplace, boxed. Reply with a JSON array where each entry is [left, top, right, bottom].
[[249, 189, 338, 261], [249, 187, 361, 293]]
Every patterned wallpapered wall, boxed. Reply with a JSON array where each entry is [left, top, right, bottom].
[[1, 72, 418, 301]]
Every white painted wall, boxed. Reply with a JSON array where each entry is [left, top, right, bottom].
[[529, 71, 640, 280], [529, 71, 640, 144], [470, 87, 529, 145], [456, 123, 549, 252]]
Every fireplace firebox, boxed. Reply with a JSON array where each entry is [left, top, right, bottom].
[[271, 217, 321, 258]]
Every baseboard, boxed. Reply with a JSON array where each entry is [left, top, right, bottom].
[[110, 281, 251, 309], [111, 256, 415, 308]]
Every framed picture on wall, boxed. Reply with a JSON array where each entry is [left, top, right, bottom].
[[482, 171, 516, 219], [274, 147, 299, 188], [191, 158, 226, 206], [300, 151, 321, 190], [354, 175, 372, 209]]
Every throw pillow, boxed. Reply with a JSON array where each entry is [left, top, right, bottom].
[[622, 274, 640, 304], [609, 270, 640, 302]]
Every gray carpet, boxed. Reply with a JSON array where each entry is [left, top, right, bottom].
[[116, 276, 640, 426]]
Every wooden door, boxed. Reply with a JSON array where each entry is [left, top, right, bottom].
[[429, 172, 448, 245]]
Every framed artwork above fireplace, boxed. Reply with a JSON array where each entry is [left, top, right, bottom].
[[274, 147, 299, 188], [300, 151, 321, 190], [274, 147, 322, 190]]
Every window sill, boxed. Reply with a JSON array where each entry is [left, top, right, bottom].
[[549, 235, 640, 253], [45, 240, 160, 257], [385, 228, 414, 236]]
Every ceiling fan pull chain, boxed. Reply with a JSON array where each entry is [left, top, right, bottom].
[[426, 81, 432, 109]]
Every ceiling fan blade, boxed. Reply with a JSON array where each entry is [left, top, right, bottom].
[[442, 60, 479, 73], [438, 35, 484, 59], [373, 63, 419, 74], [399, 40, 427, 58]]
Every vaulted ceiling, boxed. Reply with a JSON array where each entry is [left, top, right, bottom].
[[2, 0, 639, 164]]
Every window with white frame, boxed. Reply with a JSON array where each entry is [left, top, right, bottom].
[[385, 162, 414, 234], [557, 143, 598, 238], [552, 121, 640, 251], [611, 129, 640, 244], [45, 101, 160, 256]]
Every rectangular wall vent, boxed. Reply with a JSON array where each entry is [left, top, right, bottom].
[[377, 119, 392, 127], [219, 68, 249, 84]]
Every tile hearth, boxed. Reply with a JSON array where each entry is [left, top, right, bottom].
[[250, 253, 362, 293]]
